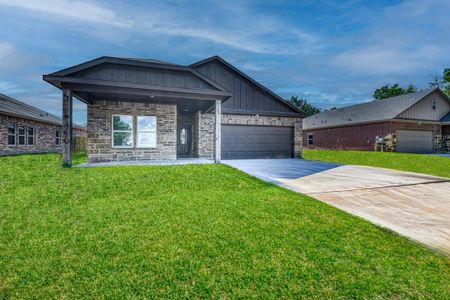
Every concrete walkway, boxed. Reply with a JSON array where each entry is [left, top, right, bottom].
[[224, 159, 450, 255]]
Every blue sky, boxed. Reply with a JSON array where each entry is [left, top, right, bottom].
[[0, 0, 449, 125]]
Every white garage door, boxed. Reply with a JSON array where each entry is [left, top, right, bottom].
[[396, 130, 433, 153]]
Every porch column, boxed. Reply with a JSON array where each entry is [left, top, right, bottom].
[[62, 88, 73, 167], [214, 100, 222, 163]]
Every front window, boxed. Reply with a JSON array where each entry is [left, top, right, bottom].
[[308, 133, 314, 145], [27, 127, 35, 146], [112, 115, 133, 148], [18, 126, 26, 145], [7, 124, 15, 145], [137, 116, 157, 148]]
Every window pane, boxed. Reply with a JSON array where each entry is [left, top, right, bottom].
[[113, 132, 133, 147], [56, 130, 60, 138], [19, 136, 25, 145], [8, 135, 15, 145], [180, 128, 187, 145], [28, 136, 34, 145], [137, 116, 156, 131], [18, 126, 25, 135], [113, 115, 133, 131], [137, 132, 156, 148], [8, 125, 15, 135], [28, 127, 34, 136]]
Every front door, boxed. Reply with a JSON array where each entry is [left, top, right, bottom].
[[177, 125, 192, 157]]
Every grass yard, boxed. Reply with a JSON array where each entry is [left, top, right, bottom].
[[303, 149, 450, 178], [0, 154, 449, 298]]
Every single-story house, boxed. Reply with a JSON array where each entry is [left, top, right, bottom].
[[43, 56, 303, 165], [0, 93, 86, 156], [303, 87, 450, 153]]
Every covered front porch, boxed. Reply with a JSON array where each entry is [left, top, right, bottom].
[[43, 57, 231, 166]]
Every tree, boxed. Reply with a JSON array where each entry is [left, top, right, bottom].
[[373, 83, 417, 100], [429, 68, 450, 96], [288, 96, 321, 116]]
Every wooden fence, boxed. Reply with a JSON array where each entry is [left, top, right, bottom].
[[73, 137, 87, 153]]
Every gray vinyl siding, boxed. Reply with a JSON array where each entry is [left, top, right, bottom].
[[397, 92, 450, 121], [74, 63, 216, 90], [194, 60, 294, 114]]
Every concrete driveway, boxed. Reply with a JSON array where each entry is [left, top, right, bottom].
[[224, 159, 450, 255]]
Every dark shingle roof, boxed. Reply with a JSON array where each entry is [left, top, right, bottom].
[[441, 112, 450, 122], [0, 93, 84, 129], [303, 87, 446, 130]]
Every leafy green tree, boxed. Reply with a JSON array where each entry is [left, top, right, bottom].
[[288, 96, 321, 116], [373, 83, 417, 100], [430, 68, 450, 96]]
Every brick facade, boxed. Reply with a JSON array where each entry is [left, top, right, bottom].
[[0, 113, 85, 156], [303, 120, 443, 151], [197, 113, 302, 159], [87, 101, 176, 163]]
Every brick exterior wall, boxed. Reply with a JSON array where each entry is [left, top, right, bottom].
[[87, 101, 176, 162], [197, 112, 215, 158], [303, 121, 443, 151], [0, 113, 86, 156], [197, 113, 303, 159]]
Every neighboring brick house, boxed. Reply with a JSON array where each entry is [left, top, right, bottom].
[[303, 88, 450, 153], [0, 93, 86, 156], [43, 56, 303, 165]]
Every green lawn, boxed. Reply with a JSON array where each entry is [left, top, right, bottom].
[[303, 150, 450, 178], [0, 154, 449, 298]]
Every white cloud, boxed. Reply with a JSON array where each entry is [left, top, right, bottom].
[[0, 42, 14, 59], [0, 0, 318, 54], [0, 80, 25, 93], [333, 45, 442, 74], [0, 0, 131, 27]]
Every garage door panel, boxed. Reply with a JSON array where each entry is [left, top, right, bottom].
[[396, 130, 433, 153], [222, 125, 293, 159]]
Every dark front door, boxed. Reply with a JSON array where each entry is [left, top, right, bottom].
[[177, 125, 192, 157]]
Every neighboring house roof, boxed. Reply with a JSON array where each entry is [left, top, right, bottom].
[[190, 55, 303, 116], [0, 93, 85, 129], [303, 87, 449, 130], [441, 111, 450, 123]]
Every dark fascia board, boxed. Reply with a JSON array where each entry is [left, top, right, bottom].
[[43, 75, 232, 102], [48, 56, 231, 94], [190, 55, 304, 117]]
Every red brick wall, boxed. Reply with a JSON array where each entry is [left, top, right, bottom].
[[303, 121, 442, 151]]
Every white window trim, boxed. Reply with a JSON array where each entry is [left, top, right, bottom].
[[137, 116, 157, 148], [18, 125, 26, 146], [27, 126, 35, 146], [111, 115, 134, 148], [7, 124, 16, 146]]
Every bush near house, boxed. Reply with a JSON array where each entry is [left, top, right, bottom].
[[303, 150, 450, 178], [0, 154, 449, 298]]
